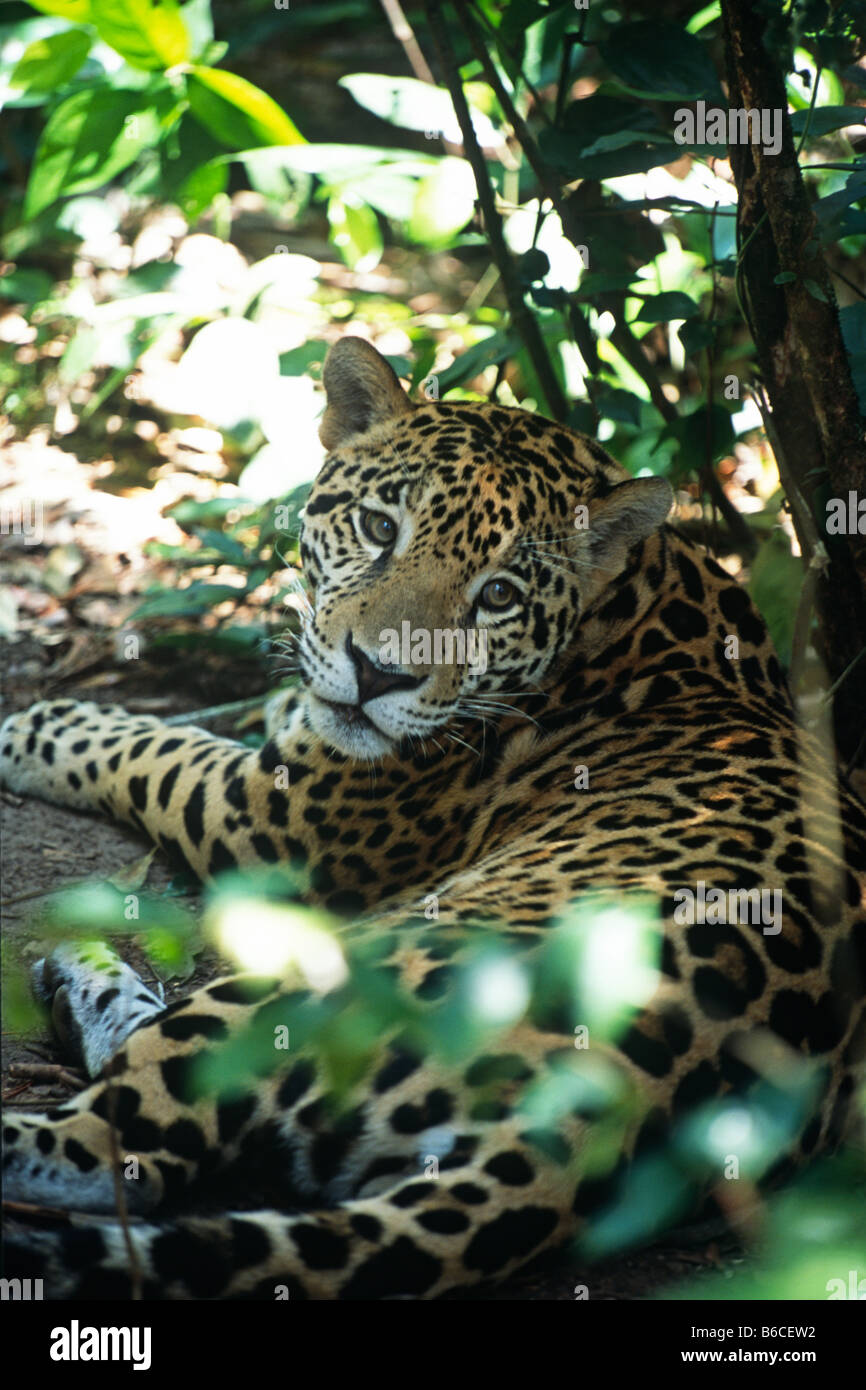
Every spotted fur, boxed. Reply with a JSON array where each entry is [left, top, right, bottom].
[[1, 338, 864, 1299]]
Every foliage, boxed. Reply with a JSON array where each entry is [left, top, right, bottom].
[[7, 869, 861, 1300], [5, 0, 302, 223], [666, 1151, 866, 1301], [4, 0, 862, 664], [133, 481, 310, 657]]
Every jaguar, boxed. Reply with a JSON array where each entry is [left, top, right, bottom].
[[1, 337, 864, 1299]]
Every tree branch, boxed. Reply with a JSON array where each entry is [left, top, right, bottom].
[[422, 0, 569, 421]]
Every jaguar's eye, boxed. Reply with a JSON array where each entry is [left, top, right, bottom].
[[479, 577, 517, 611], [359, 509, 397, 547]]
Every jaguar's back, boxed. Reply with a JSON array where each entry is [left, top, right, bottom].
[[2, 338, 864, 1298]]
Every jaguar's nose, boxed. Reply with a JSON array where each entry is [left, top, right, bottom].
[[345, 633, 425, 705]]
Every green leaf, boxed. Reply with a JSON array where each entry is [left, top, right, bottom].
[[179, 0, 214, 60], [168, 497, 257, 525], [540, 93, 676, 178], [176, 157, 227, 222], [336, 167, 421, 223], [579, 129, 675, 160], [591, 384, 646, 428], [790, 105, 866, 139], [37, 879, 196, 941], [146, 108, 223, 208], [259, 481, 312, 546], [9, 29, 91, 93], [582, 1154, 692, 1258], [568, 402, 597, 435], [58, 323, 99, 382], [24, 0, 92, 20], [560, 93, 663, 145], [142, 924, 198, 981], [814, 170, 866, 240], [598, 21, 725, 102], [383, 354, 412, 383], [677, 317, 716, 357], [234, 144, 438, 183], [498, 0, 550, 47], [187, 528, 251, 565], [576, 271, 640, 296], [840, 302, 866, 415], [150, 625, 269, 656], [408, 340, 437, 393], [540, 129, 681, 179], [132, 582, 244, 619], [686, 2, 721, 32], [748, 531, 803, 668], [633, 291, 700, 322], [773, 271, 797, 285], [407, 157, 475, 247], [518, 248, 551, 285], [186, 66, 304, 148], [278, 340, 330, 377], [90, 0, 189, 71], [803, 277, 829, 303], [657, 405, 735, 478], [666, 1154, 866, 1302], [242, 146, 310, 208], [339, 72, 498, 146], [435, 330, 521, 393], [326, 195, 382, 272], [2, 961, 45, 1034], [24, 86, 176, 219], [0, 267, 54, 303]]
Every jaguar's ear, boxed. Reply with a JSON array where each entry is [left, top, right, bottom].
[[585, 476, 673, 574], [319, 338, 413, 450]]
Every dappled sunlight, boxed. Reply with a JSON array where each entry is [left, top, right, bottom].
[[465, 953, 530, 1027], [209, 896, 349, 991]]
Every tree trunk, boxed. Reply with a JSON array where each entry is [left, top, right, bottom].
[[721, 0, 866, 766]]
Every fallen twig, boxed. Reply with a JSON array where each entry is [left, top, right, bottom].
[[8, 1062, 87, 1091]]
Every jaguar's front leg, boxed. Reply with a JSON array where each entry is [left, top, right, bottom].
[[3, 954, 293, 1216], [31, 940, 165, 1079], [0, 698, 315, 885]]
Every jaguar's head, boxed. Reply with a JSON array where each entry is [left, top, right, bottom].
[[297, 338, 672, 759]]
